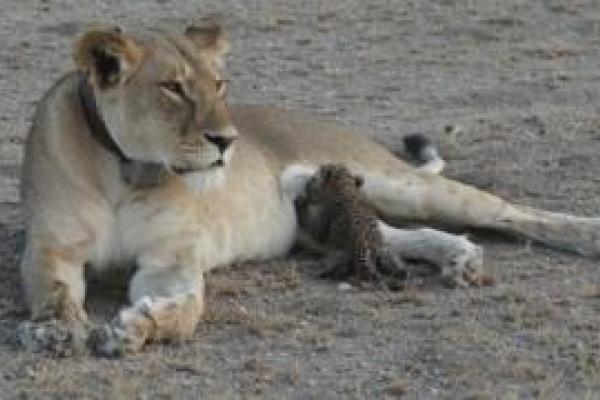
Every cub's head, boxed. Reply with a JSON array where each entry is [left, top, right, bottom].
[[74, 26, 236, 187], [305, 164, 364, 203]]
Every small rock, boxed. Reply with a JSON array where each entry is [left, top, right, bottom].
[[556, 71, 569, 81], [337, 282, 352, 291]]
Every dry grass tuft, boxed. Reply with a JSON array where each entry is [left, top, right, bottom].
[[207, 262, 301, 299], [389, 288, 426, 306], [492, 286, 528, 304], [246, 311, 297, 339], [203, 300, 249, 325], [244, 355, 271, 374], [242, 355, 273, 394], [299, 328, 333, 351], [465, 392, 494, 400], [511, 361, 547, 382], [14, 369, 142, 400], [206, 273, 256, 298], [204, 298, 297, 340], [472, 272, 496, 287]]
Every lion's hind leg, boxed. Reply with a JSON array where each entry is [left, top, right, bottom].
[[362, 168, 600, 257]]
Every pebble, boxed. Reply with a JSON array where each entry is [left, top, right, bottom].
[[337, 282, 352, 291], [556, 71, 569, 81]]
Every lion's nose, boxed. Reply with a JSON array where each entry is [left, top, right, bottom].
[[204, 132, 237, 153]]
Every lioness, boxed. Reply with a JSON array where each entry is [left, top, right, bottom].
[[18, 25, 600, 356]]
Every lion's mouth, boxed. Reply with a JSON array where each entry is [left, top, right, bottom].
[[172, 159, 225, 175], [211, 159, 225, 168]]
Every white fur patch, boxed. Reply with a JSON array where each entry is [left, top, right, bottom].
[[220, 125, 239, 139], [182, 168, 226, 194], [279, 163, 318, 200], [418, 147, 445, 174]]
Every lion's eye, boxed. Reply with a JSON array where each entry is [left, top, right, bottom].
[[215, 79, 228, 97], [160, 81, 186, 99]]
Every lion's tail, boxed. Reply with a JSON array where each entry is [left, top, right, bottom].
[[402, 133, 445, 174]]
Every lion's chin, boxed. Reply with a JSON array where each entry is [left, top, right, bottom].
[[180, 167, 227, 193]]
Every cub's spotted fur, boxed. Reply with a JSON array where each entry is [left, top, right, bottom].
[[296, 164, 406, 286]]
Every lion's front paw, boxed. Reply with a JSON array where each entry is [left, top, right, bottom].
[[87, 323, 142, 357], [442, 244, 486, 288], [18, 319, 88, 356], [89, 300, 155, 357]]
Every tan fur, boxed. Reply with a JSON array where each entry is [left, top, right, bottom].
[[19, 26, 600, 355]]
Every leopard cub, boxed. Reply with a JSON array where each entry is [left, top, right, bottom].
[[295, 163, 406, 287]]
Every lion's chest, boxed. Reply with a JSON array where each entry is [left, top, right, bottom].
[[90, 179, 298, 272]]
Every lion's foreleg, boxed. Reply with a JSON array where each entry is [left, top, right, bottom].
[[91, 259, 204, 357], [363, 171, 600, 257], [18, 241, 90, 354]]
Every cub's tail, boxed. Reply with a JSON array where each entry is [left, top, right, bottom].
[[402, 133, 445, 174]]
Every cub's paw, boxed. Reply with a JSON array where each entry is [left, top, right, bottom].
[[17, 319, 87, 356]]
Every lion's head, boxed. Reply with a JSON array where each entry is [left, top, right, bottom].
[[74, 25, 237, 188]]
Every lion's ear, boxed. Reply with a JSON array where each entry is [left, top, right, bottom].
[[74, 28, 144, 89], [184, 25, 230, 68]]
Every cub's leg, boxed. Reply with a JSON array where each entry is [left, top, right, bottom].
[[362, 169, 600, 257], [18, 241, 90, 354], [355, 251, 390, 291], [373, 249, 411, 291], [91, 256, 204, 357], [318, 250, 353, 279], [375, 247, 408, 279]]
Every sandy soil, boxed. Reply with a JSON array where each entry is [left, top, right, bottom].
[[1, 0, 600, 398]]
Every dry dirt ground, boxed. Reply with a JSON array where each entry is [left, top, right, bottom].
[[1, 0, 600, 399]]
